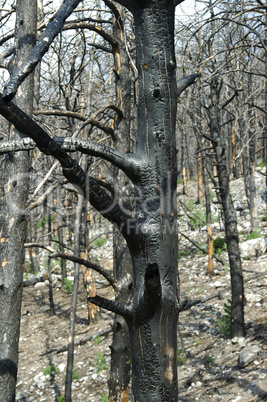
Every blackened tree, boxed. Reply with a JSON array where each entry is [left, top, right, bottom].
[[0, 0, 200, 399]]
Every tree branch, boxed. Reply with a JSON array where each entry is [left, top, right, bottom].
[[0, 136, 140, 179], [220, 90, 239, 110], [34, 102, 124, 125], [103, 0, 121, 23], [29, 179, 67, 210], [87, 295, 131, 318], [63, 22, 119, 49], [0, 93, 129, 228], [50, 251, 116, 289], [34, 109, 117, 140], [0, 137, 36, 154], [0, 32, 14, 47], [24, 243, 55, 253], [177, 73, 201, 97], [111, 0, 133, 11], [54, 137, 140, 178], [3, 0, 83, 102], [178, 230, 225, 265]]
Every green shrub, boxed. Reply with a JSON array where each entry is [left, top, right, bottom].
[[63, 278, 73, 294], [99, 394, 108, 402], [43, 365, 60, 381], [91, 238, 107, 248], [246, 228, 261, 241], [216, 299, 231, 337], [206, 354, 215, 364], [213, 237, 227, 254], [71, 368, 79, 382], [177, 348, 184, 366], [57, 396, 64, 402], [186, 200, 206, 230], [257, 160, 266, 168], [94, 352, 109, 373], [93, 335, 104, 346], [178, 250, 191, 259]]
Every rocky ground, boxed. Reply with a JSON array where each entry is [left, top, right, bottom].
[[16, 171, 267, 401]]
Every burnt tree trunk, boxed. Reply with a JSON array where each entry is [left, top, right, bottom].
[[244, 72, 258, 231], [203, 158, 213, 274], [0, 0, 200, 399], [108, 3, 132, 400], [28, 210, 39, 273], [121, 3, 180, 398], [65, 194, 83, 402], [0, 1, 36, 401], [209, 77, 244, 337], [57, 186, 67, 282]]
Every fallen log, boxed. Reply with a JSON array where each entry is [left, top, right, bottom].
[[23, 274, 47, 287], [40, 327, 112, 356]]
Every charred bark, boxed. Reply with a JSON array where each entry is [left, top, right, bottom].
[[122, 3, 180, 398]]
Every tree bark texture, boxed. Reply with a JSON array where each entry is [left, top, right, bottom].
[[123, 3, 179, 399], [0, 1, 36, 401]]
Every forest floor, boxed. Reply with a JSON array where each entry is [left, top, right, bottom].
[[16, 172, 267, 402]]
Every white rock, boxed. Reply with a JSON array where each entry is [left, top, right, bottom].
[[238, 337, 246, 348], [34, 282, 46, 290], [33, 373, 42, 383], [58, 363, 66, 373], [66, 276, 74, 281], [213, 281, 226, 288], [91, 373, 98, 380], [238, 345, 261, 368], [240, 238, 267, 260]]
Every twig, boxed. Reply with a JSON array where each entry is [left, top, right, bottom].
[[178, 230, 225, 265]]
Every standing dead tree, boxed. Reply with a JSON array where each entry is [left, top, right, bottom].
[[0, 0, 200, 399], [0, 1, 36, 401]]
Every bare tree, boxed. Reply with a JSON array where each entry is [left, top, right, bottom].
[[0, 0, 202, 399], [0, 1, 36, 401]]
